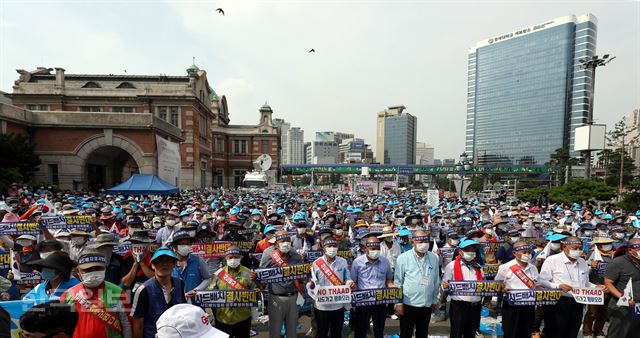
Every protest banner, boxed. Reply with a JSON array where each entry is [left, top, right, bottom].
[[427, 189, 439, 207], [16, 272, 42, 286], [305, 250, 323, 261], [314, 285, 352, 305], [192, 241, 253, 259], [448, 280, 504, 296], [40, 215, 94, 231], [571, 287, 604, 305], [255, 264, 311, 283], [193, 290, 257, 308], [482, 264, 500, 278], [337, 250, 353, 261], [633, 304, 640, 318], [506, 289, 563, 306], [0, 250, 10, 270], [351, 288, 402, 307], [596, 261, 608, 278], [440, 247, 456, 260], [482, 242, 503, 264], [0, 222, 40, 236], [113, 242, 131, 256]]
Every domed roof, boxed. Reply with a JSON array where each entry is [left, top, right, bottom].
[[259, 102, 272, 112], [186, 64, 200, 75], [208, 85, 218, 101]]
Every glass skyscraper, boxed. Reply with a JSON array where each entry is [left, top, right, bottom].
[[465, 14, 597, 166], [376, 106, 417, 164]]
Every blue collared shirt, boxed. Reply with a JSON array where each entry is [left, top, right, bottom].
[[350, 255, 393, 290], [394, 249, 440, 307]]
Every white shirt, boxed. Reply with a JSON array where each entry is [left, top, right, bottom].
[[539, 251, 593, 296], [496, 259, 539, 290], [380, 240, 400, 270], [443, 260, 484, 302]]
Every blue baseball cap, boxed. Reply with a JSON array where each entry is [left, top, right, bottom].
[[459, 239, 480, 249], [263, 224, 277, 234], [151, 246, 178, 262]]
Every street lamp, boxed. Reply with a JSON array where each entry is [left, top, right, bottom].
[[579, 54, 615, 179], [455, 152, 472, 196]]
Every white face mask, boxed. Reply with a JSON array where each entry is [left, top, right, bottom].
[[411, 219, 419, 224], [39, 251, 54, 259], [335, 229, 343, 236], [484, 229, 493, 235], [519, 254, 532, 263], [278, 242, 292, 253], [633, 250, 640, 260], [227, 258, 241, 269], [297, 228, 306, 235], [325, 247, 338, 258], [450, 239, 459, 246], [600, 244, 613, 252], [568, 249, 582, 259], [166, 220, 176, 227], [462, 251, 476, 261], [82, 270, 105, 288], [550, 243, 561, 251], [511, 237, 520, 244], [367, 250, 380, 260], [415, 243, 429, 253], [177, 244, 192, 256], [153, 222, 162, 229], [188, 231, 196, 237]]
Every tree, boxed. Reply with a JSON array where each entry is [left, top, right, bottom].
[[517, 179, 616, 205], [605, 117, 639, 192], [599, 148, 636, 187], [546, 147, 580, 186], [617, 178, 640, 211], [0, 133, 41, 191]]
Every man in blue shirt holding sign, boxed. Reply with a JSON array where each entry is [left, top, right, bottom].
[[394, 230, 440, 338], [350, 235, 395, 338]]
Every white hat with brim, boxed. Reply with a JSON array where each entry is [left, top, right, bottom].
[[16, 235, 37, 241], [156, 304, 229, 338]]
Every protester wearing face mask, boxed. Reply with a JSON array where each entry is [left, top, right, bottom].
[[169, 230, 210, 299], [259, 231, 304, 338], [255, 224, 277, 253], [99, 208, 122, 233], [308, 237, 355, 338], [582, 237, 615, 338], [333, 225, 350, 250], [496, 242, 539, 338], [24, 251, 79, 304], [397, 228, 413, 254], [497, 229, 522, 264], [603, 238, 640, 338], [611, 226, 628, 250], [378, 226, 401, 271], [435, 232, 461, 322], [0, 213, 39, 273], [442, 239, 484, 338], [539, 237, 607, 338], [121, 230, 155, 293], [394, 230, 440, 338], [61, 251, 132, 338], [350, 236, 395, 338], [131, 247, 185, 338], [86, 233, 122, 285], [155, 212, 178, 246], [68, 229, 91, 262], [184, 246, 257, 338], [292, 221, 314, 255]]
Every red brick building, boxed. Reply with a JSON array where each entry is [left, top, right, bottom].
[[0, 66, 280, 190]]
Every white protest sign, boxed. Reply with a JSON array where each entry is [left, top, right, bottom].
[[571, 287, 604, 305], [427, 189, 439, 207], [315, 285, 352, 305]]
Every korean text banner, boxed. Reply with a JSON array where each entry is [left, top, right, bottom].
[[192, 241, 253, 259], [255, 264, 311, 283], [482, 264, 500, 278], [193, 290, 257, 308], [40, 215, 94, 231], [571, 287, 604, 305], [314, 285, 352, 305], [506, 289, 563, 306], [448, 281, 504, 296], [351, 288, 402, 307], [0, 222, 40, 236]]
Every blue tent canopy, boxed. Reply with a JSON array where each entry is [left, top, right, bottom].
[[104, 174, 179, 195]]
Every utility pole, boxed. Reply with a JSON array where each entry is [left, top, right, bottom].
[[619, 134, 625, 198], [579, 54, 615, 179]]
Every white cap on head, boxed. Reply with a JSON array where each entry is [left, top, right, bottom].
[[156, 304, 229, 338]]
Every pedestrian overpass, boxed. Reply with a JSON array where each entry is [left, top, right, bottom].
[[280, 164, 550, 175]]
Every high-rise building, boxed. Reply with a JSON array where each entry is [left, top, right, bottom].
[[273, 118, 290, 164], [466, 14, 598, 166], [625, 108, 640, 170], [376, 106, 417, 164], [306, 141, 339, 164], [287, 127, 305, 164], [416, 142, 435, 165], [316, 131, 354, 144]]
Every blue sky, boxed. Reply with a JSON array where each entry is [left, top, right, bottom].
[[1, 0, 638, 160]]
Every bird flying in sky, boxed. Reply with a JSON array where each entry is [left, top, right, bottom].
[[216, 8, 224, 15], [309, 49, 315, 53]]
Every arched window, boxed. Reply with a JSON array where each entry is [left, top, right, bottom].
[[116, 82, 135, 89], [82, 81, 101, 88]]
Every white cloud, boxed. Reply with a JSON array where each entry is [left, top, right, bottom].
[[216, 77, 255, 100]]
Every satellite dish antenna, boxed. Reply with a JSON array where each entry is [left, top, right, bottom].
[[253, 154, 272, 171]]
